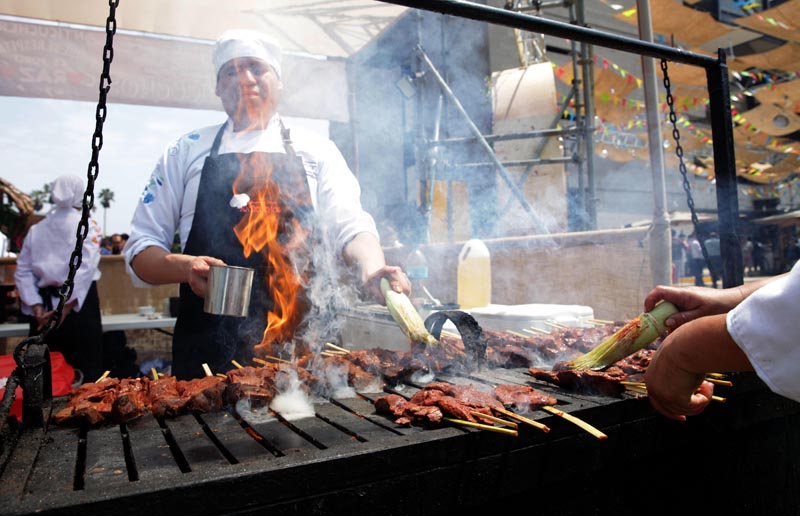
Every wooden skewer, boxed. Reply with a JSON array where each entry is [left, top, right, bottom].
[[202, 363, 213, 377], [524, 327, 551, 335], [254, 355, 291, 365], [623, 383, 726, 403], [324, 342, 351, 354], [151, 368, 159, 381], [544, 321, 569, 330], [587, 318, 614, 325], [494, 406, 550, 433], [470, 411, 518, 429], [324, 349, 349, 355], [321, 350, 347, 357], [619, 381, 646, 387], [541, 406, 608, 440], [216, 373, 227, 379], [443, 417, 518, 437], [704, 377, 733, 387], [95, 370, 111, 383], [440, 330, 461, 339], [231, 360, 244, 369], [506, 330, 529, 338], [706, 372, 727, 379]]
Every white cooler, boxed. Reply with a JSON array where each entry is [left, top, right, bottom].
[[340, 303, 595, 351]]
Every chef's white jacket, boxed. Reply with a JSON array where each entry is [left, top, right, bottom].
[[124, 116, 380, 287], [14, 208, 102, 314], [727, 262, 800, 403]]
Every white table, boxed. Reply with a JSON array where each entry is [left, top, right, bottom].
[[0, 313, 177, 339]]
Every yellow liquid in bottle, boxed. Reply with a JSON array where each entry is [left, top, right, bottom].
[[457, 240, 491, 309]]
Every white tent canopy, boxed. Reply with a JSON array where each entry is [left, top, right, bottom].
[[0, 0, 409, 121]]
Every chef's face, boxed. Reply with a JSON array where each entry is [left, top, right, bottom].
[[215, 57, 282, 131]]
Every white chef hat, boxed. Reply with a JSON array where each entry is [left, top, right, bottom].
[[50, 175, 85, 209], [212, 29, 282, 79]]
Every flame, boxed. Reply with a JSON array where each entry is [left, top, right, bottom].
[[232, 154, 306, 352]]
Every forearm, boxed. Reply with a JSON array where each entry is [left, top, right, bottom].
[[130, 246, 195, 285], [664, 314, 754, 374], [342, 232, 385, 283]]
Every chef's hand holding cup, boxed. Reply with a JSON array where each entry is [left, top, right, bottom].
[[186, 255, 226, 298]]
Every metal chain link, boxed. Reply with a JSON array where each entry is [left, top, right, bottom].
[[14, 0, 119, 362], [661, 58, 711, 268]]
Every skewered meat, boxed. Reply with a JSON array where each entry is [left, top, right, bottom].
[[181, 376, 227, 412], [494, 384, 557, 411], [113, 377, 150, 422], [53, 377, 120, 426], [225, 366, 278, 407], [528, 366, 627, 397], [149, 375, 187, 417]]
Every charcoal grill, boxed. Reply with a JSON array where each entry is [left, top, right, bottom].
[[2, 359, 799, 515]]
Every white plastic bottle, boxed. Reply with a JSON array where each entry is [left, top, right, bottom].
[[405, 244, 429, 307], [457, 239, 491, 309]]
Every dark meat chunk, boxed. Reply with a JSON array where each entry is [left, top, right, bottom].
[[528, 366, 626, 397], [225, 366, 277, 407], [494, 384, 557, 411], [374, 393, 444, 427], [616, 348, 654, 375], [374, 393, 408, 418], [180, 376, 227, 412], [113, 377, 150, 422], [421, 382, 502, 411], [149, 375, 187, 417], [52, 377, 119, 426]]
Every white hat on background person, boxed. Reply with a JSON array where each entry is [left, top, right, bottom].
[[50, 175, 85, 210], [212, 29, 282, 79]]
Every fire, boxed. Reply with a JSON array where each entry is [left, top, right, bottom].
[[232, 153, 306, 352]]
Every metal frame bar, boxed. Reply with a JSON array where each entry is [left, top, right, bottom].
[[378, 0, 742, 287]]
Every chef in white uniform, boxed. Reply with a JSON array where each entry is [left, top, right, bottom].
[[124, 29, 410, 379], [15, 174, 104, 382], [642, 268, 800, 420]]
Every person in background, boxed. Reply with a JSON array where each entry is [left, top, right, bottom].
[[110, 233, 124, 255], [125, 29, 410, 379], [670, 229, 687, 285], [741, 237, 754, 277], [14, 175, 104, 383], [703, 231, 721, 288], [688, 232, 705, 287], [642, 269, 798, 421], [100, 236, 114, 255]]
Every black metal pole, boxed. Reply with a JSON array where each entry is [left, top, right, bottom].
[[378, 0, 718, 67], [706, 50, 743, 287]]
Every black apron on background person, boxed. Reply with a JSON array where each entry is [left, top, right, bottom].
[[172, 122, 317, 379], [28, 282, 104, 383]]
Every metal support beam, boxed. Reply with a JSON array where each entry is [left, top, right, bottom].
[[416, 46, 549, 233], [706, 50, 743, 288]]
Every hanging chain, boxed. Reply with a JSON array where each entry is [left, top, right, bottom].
[[14, 0, 119, 362], [661, 58, 711, 267]]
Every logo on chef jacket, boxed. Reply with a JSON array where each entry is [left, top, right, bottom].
[[229, 193, 280, 214]]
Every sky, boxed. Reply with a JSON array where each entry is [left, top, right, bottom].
[[0, 95, 225, 236], [0, 96, 328, 237]]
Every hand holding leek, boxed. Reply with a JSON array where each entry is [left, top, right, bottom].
[[561, 301, 678, 371], [381, 278, 439, 347]]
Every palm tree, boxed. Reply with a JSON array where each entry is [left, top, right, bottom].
[[98, 188, 114, 236], [29, 183, 51, 213]]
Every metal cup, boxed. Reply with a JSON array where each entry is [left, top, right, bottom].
[[204, 265, 255, 317]]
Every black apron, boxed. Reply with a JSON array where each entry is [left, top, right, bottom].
[[172, 122, 317, 379], [30, 282, 103, 383]]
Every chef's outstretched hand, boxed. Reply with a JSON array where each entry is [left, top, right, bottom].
[[363, 265, 410, 305], [187, 255, 226, 298]]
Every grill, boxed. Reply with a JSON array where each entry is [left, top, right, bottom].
[[2, 356, 800, 515]]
